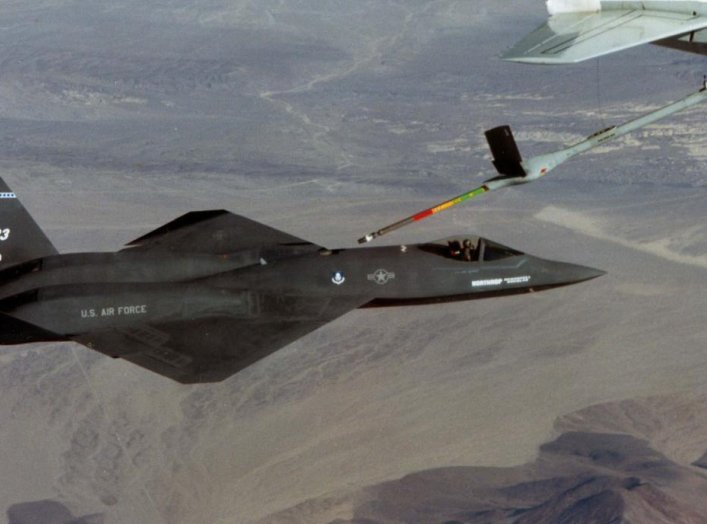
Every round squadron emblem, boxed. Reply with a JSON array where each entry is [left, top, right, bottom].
[[331, 271, 346, 285]]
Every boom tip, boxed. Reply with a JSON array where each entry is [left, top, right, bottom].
[[358, 233, 375, 244]]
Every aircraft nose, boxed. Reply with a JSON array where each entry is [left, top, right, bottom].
[[538, 259, 606, 286], [557, 261, 606, 284], [573, 265, 606, 282]]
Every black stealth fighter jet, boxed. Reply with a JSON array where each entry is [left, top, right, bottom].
[[0, 178, 604, 383]]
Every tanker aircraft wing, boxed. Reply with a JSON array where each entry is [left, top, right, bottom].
[[504, 4, 707, 64]]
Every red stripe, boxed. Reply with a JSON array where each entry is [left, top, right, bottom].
[[413, 209, 434, 221]]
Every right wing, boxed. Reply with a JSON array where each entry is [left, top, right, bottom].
[[0, 312, 65, 344], [503, 9, 707, 64], [72, 293, 371, 384]]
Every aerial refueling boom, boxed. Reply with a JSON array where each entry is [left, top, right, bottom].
[[358, 81, 707, 244]]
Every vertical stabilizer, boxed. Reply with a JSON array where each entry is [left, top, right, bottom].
[[0, 177, 57, 270]]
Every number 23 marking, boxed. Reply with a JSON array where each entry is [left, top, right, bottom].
[[0, 228, 10, 241]]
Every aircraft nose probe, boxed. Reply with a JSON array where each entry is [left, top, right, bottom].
[[358, 80, 707, 244]]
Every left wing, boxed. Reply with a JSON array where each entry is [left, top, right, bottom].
[[504, 9, 707, 64], [124, 210, 320, 254], [72, 294, 371, 383]]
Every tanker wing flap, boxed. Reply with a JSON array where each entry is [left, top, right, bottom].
[[503, 9, 707, 64], [124, 210, 320, 253]]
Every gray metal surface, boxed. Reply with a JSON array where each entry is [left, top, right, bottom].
[[504, 3, 707, 64]]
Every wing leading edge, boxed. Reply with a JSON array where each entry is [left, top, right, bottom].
[[125, 210, 320, 254], [504, 9, 707, 64]]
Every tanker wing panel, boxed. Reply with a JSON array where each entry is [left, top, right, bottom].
[[504, 9, 707, 64]]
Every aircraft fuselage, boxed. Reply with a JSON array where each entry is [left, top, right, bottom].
[[0, 238, 603, 339]]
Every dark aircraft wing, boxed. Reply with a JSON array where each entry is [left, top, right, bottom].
[[0, 313, 66, 344], [72, 293, 371, 383], [124, 210, 320, 253]]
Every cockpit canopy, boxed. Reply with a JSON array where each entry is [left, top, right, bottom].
[[421, 236, 523, 262]]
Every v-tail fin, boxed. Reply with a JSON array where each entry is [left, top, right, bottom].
[[0, 177, 57, 271]]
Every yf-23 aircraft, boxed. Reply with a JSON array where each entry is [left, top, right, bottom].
[[505, 0, 707, 64], [0, 178, 603, 383]]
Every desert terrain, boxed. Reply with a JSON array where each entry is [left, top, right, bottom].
[[1, 1, 706, 523]]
